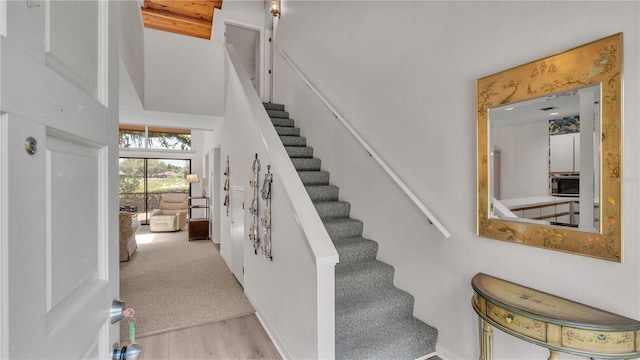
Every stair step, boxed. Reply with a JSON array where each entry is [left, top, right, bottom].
[[336, 286, 414, 338], [271, 118, 295, 127], [267, 109, 289, 118], [305, 185, 339, 201], [332, 236, 377, 264], [298, 171, 330, 186], [274, 126, 300, 136], [335, 260, 394, 295], [292, 158, 321, 171], [314, 200, 350, 219], [263, 102, 285, 111], [323, 218, 363, 239], [286, 146, 313, 158], [280, 135, 306, 147], [336, 317, 438, 360]]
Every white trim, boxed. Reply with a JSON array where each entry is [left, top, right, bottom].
[[276, 48, 452, 239], [0, 0, 6, 37], [97, 0, 109, 106], [0, 113, 8, 360]]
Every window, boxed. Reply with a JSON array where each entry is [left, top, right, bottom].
[[119, 158, 191, 224], [119, 125, 192, 150]]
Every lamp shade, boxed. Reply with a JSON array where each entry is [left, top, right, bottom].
[[186, 174, 199, 183]]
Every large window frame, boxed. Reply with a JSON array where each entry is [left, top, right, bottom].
[[119, 157, 192, 225]]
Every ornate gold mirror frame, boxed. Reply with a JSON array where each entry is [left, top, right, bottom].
[[477, 33, 622, 262]]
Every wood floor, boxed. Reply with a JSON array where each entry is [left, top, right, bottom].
[[122, 314, 281, 360]]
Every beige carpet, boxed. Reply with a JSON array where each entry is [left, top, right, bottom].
[[120, 226, 254, 339]]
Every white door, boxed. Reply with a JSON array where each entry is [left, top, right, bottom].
[[0, 1, 119, 359], [230, 186, 245, 286]]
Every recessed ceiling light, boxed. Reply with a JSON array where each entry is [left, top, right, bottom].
[[505, 107, 515, 111], [549, 112, 560, 116]]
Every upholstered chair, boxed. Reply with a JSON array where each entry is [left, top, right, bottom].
[[149, 193, 188, 232], [119, 212, 140, 261]]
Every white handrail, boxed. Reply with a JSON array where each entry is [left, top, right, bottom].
[[277, 48, 451, 239]]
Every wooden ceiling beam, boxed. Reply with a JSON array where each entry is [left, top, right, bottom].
[[141, 0, 222, 39], [143, 0, 216, 22], [141, 7, 212, 39]]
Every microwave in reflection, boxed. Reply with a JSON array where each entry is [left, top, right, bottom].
[[551, 175, 579, 197]]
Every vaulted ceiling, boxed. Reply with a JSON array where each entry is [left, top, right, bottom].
[[141, 0, 223, 40]]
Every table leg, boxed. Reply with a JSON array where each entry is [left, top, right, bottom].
[[479, 317, 493, 360], [548, 350, 559, 360]]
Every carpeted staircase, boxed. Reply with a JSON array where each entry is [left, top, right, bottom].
[[263, 102, 438, 359]]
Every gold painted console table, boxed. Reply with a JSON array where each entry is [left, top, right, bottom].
[[471, 273, 640, 359]]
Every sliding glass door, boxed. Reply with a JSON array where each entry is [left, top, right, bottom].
[[119, 158, 191, 224]]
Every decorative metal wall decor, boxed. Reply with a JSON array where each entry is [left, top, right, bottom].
[[223, 156, 230, 216], [249, 154, 261, 254], [261, 165, 273, 260]]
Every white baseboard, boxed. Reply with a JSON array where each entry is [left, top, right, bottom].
[[415, 351, 438, 360], [246, 292, 292, 360]]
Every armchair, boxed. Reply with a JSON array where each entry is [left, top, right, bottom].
[[119, 212, 140, 261], [149, 193, 188, 232]]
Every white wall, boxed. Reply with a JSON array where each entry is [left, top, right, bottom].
[[274, 2, 639, 359], [143, 29, 225, 116], [119, 0, 145, 105]]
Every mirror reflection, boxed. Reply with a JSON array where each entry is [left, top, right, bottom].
[[489, 85, 601, 232], [476, 33, 622, 262]]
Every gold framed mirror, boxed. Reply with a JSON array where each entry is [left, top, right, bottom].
[[477, 33, 622, 262]]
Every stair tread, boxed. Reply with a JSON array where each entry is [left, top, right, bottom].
[[335, 260, 394, 293], [263, 102, 285, 111], [274, 126, 300, 136], [314, 200, 350, 219], [271, 118, 295, 127], [298, 170, 330, 185], [336, 317, 438, 360], [292, 158, 321, 171], [267, 109, 289, 118], [280, 136, 307, 147], [286, 146, 314, 158], [305, 185, 339, 201], [336, 284, 413, 310], [332, 236, 378, 264], [336, 286, 415, 338], [323, 217, 363, 239]]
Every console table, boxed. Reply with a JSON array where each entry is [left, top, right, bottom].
[[471, 273, 640, 359]]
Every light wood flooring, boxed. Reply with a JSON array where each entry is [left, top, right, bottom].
[[122, 314, 281, 360]]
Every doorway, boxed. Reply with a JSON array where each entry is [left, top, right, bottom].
[[225, 22, 263, 100]]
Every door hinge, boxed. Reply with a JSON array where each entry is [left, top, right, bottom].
[[269, 37, 272, 43], [242, 202, 244, 210], [269, 69, 272, 74], [243, 267, 245, 274]]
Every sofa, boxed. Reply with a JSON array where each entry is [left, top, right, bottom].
[[119, 211, 140, 262], [149, 193, 188, 232]]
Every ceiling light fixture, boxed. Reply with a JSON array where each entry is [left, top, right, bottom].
[[549, 112, 560, 116], [504, 107, 515, 111]]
